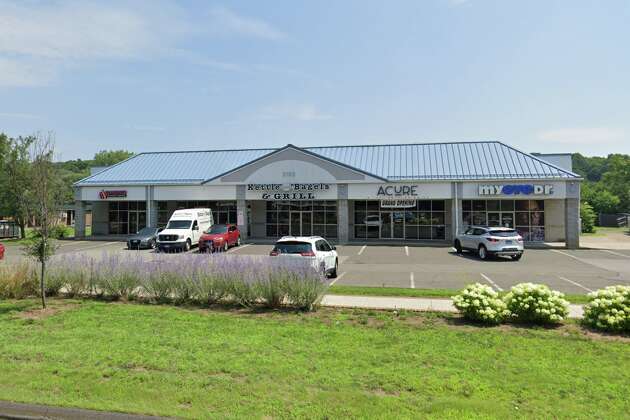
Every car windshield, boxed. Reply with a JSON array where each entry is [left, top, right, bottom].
[[273, 241, 312, 254], [206, 225, 228, 234], [137, 227, 156, 235], [166, 220, 192, 230], [488, 230, 518, 237]]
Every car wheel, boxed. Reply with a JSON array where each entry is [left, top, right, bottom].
[[329, 259, 338, 279], [184, 239, 191, 252], [454, 240, 463, 254], [511, 254, 522, 261], [478, 245, 488, 260], [223, 242, 229, 252], [236, 236, 241, 247]]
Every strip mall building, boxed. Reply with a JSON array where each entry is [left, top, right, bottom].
[[73, 142, 582, 248]]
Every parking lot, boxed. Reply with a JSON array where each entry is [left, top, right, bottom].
[[3, 240, 629, 295]]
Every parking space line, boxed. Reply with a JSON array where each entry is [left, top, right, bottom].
[[557, 276, 594, 293], [329, 272, 346, 286], [410, 272, 415, 288], [480, 273, 503, 292], [599, 249, 630, 259], [405, 246, 409, 256], [227, 243, 252, 253], [550, 249, 591, 264], [357, 245, 367, 255]]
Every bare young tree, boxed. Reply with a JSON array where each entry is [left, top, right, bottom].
[[23, 132, 65, 309]]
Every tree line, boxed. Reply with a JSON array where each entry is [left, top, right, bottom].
[[0, 132, 133, 238], [572, 153, 630, 215]]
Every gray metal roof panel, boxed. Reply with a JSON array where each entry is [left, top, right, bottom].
[[75, 141, 580, 186]]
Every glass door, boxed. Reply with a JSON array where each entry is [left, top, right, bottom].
[[290, 211, 312, 236], [501, 212, 514, 228], [290, 211, 301, 236], [380, 212, 392, 238], [392, 211, 405, 238]]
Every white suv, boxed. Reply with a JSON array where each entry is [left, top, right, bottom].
[[454, 226, 524, 260], [270, 236, 338, 278]]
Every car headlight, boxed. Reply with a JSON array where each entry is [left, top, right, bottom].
[[178, 234, 185, 240]]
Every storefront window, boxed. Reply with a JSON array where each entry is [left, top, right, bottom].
[[266, 200, 337, 239], [109, 201, 146, 235], [462, 200, 545, 241], [168, 201, 237, 226], [353, 200, 447, 240]]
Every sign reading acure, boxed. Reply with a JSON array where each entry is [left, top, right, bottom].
[[478, 184, 554, 196], [248, 183, 331, 200], [376, 185, 419, 197]]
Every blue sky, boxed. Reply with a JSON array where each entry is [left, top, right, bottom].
[[1, 0, 628, 160]]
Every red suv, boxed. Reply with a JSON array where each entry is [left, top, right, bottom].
[[199, 224, 241, 253]]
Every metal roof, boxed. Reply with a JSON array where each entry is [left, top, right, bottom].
[[75, 141, 579, 186]]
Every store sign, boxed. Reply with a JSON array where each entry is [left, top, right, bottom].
[[380, 199, 417, 208], [247, 183, 331, 200], [98, 190, 127, 199], [376, 185, 419, 197], [478, 184, 554, 196]]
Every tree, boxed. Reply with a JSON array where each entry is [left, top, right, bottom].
[[601, 155, 630, 212], [580, 202, 596, 233], [582, 183, 622, 214], [93, 150, 134, 167], [22, 133, 66, 309], [0, 135, 35, 238]]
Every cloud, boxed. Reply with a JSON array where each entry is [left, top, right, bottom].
[[208, 7, 286, 41], [256, 104, 332, 121], [538, 127, 625, 145], [0, 111, 43, 119], [128, 124, 166, 132], [0, 1, 284, 87]]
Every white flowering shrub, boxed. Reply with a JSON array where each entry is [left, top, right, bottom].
[[583, 286, 630, 332], [504, 283, 569, 324], [452, 283, 509, 324]]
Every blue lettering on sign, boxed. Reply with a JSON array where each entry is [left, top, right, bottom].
[[501, 185, 534, 195]]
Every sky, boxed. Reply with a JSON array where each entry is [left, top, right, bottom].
[[0, 0, 629, 161]]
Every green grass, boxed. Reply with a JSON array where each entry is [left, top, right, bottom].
[[581, 226, 629, 237], [0, 299, 628, 419], [329, 285, 591, 304]]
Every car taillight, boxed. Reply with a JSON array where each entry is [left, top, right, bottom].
[[486, 237, 499, 242], [300, 251, 316, 257], [270, 250, 279, 256]]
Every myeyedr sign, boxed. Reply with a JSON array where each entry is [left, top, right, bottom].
[[478, 184, 554, 196]]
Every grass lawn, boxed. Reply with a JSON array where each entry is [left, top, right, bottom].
[[0, 299, 628, 419], [581, 226, 629, 237], [329, 285, 592, 304]]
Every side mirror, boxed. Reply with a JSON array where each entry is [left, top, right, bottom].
[[332, 246, 337, 250]]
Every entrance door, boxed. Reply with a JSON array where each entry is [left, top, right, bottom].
[[290, 211, 312, 236], [380, 212, 405, 239], [488, 212, 514, 228]]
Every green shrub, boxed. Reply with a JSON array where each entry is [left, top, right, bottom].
[[580, 202, 596, 233], [50, 224, 73, 239], [0, 263, 38, 299], [583, 286, 629, 332], [504, 283, 569, 324], [452, 283, 508, 324]]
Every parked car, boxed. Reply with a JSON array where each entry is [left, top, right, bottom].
[[269, 236, 338, 278], [364, 215, 382, 227], [127, 227, 164, 250], [454, 226, 524, 260], [0, 243, 4, 260], [157, 208, 213, 252], [199, 224, 241, 253]]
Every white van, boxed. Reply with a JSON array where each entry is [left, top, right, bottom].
[[157, 208, 213, 252]]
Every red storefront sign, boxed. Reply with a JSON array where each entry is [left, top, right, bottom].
[[99, 190, 127, 199]]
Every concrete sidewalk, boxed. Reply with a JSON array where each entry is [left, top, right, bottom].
[[321, 294, 585, 318]]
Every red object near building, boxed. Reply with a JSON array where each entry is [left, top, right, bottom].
[[198, 224, 241, 253], [0, 243, 5, 260]]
